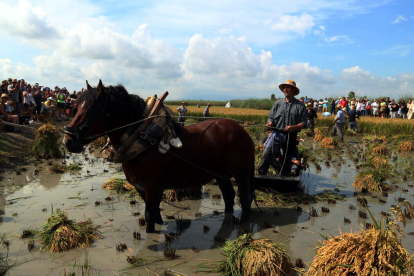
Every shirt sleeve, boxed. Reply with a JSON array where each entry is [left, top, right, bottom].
[[298, 104, 308, 128], [267, 102, 278, 124]]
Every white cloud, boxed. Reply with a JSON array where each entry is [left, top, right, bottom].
[[271, 13, 315, 35], [319, 25, 326, 31], [341, 66, 414, 97], [182, 34, 261, 78], [0, 0, 61, 41], [391, 15, 408, 24]]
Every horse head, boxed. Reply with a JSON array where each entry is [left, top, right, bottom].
[[63, 80, 147, 153], [63, 80, 113, 153]]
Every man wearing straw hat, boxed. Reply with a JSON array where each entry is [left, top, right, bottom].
[[177, 102, 187, 126], [258, 79, 307, 176], [332, 104, 346, 142]]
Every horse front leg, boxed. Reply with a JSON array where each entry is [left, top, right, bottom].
[[216, 178, 235, 213], [144, 188, 164, 233]]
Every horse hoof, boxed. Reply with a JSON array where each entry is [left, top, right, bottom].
[[146, 227, 156, 233], [155, 219, 164, 225]]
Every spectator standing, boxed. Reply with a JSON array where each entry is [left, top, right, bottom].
[[56, 89, 66, 118], [203, 103, 211, 120], [318, 99, 324, 114], [332, 104, 345, 142], [390, 100, 399, 118], [177, 102, 187, 125], [322, 97, 328, 112], [348, 105, 359, 133], [1, 80, 8, 94], [330, 99, 336, 114], [33, 87, 43, 121], [380, 98, 387, 118], [400, 100, 408, 119], [371, 99, 379, 117], [360, 100, 366, 116], [307, 103, 318, 135]]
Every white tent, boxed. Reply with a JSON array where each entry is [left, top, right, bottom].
[[225, 102, 231, 108]]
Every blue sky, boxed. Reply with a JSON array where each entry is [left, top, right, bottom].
[[0, 0, 413, 100]]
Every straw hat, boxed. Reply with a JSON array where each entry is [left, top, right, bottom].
[[12, 79, 17, 83], [1, 94, 10, 98], [181, 101, 186, 105], [279, 79, 300, 95], [1, 80, 8, 86], [336, 104, 343, 109]]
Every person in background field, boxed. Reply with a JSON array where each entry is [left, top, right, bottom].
[[332, 104, 345, 142], [0, 94, 21, 132], [390, 99, 399, 118], [371, 99, 379, 117], [348, 104, 359, 133], [177, 102, 187, 125], [307, 103, 318, 135], [318, 99, 323, 114], [399, 100, 408, 119], [1, 80, 9, 95], [203, 103, 211, 120], [258, 79, 307, 177], [330, 99, 336, 114], [322, 97, 328, 112], [380, 98, 387, 118], [360, 99, 366, 116], [56, 89, 66, 119]]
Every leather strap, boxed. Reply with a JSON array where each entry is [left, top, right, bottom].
[[117, 91, 169, 154]]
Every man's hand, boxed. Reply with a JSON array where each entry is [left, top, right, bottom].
[[285, 126, 295, 133], [266, 121, 273, 127]]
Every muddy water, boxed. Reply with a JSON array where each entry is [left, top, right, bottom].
[[0, 143, 413, 275]]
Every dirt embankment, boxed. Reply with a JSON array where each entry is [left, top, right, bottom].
[[0, 121, 67, 171]]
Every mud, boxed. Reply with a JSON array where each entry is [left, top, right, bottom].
[[0, 142, 413, 275]]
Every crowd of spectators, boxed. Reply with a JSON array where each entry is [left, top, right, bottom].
[[299, 96, 412, 119], [0, 78, 83, 133]]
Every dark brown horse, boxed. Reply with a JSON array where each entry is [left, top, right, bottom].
[[63, 81, 255, 232]]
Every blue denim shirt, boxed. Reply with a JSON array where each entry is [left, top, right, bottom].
[[335, 109, 346, 124], [267, 98, 307, 131]]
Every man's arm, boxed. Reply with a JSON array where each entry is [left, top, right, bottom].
[[285, 104, 307, 132]]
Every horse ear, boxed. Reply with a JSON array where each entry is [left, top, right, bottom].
[[86, 80, 92, 91], [97, 80, 104, 96]]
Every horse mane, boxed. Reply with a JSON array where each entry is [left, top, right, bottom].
[[78, 84, 147, 123], [78, 84, 183, 133]]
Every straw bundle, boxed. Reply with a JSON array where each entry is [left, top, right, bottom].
[[352, 174, 379, 191], [378, 136, 387, 142], [218, 233, 294, 276], [164, 188, 203, 202], [372, 145, 386, 155], [371, 157, 389, 169], [102, 177, 135, 192], [314, 134, 324, 142], [399, 141, 413, 152], [321, 137, 336, 149], [39, 211, 100, 252], [314, 128, 321, 134], [306, 228, 413, 276], [31, 123, 62, 158]]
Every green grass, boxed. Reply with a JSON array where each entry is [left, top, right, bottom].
[[166, 98, 277, 110]]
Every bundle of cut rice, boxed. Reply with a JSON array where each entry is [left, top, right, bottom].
[[314, 134, 324, 142], [399, 141, 413, 151], [306, 227, 413, 276], [39, 211, 100, 252], [218, 233, 294, 276], [31, 123, 62, 158], [321, 137, 336, 149], [102, 177, 135, 192], [372, 145, 386, 155]]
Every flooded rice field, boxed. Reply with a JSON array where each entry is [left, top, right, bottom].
[[0, 140, 413, 275]]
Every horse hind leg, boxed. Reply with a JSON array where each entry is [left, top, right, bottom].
[[216, 177, 235, 213], [230, 167, 254, 223]]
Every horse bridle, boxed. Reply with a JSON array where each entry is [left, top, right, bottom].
[[64, 93, 111, 142]]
